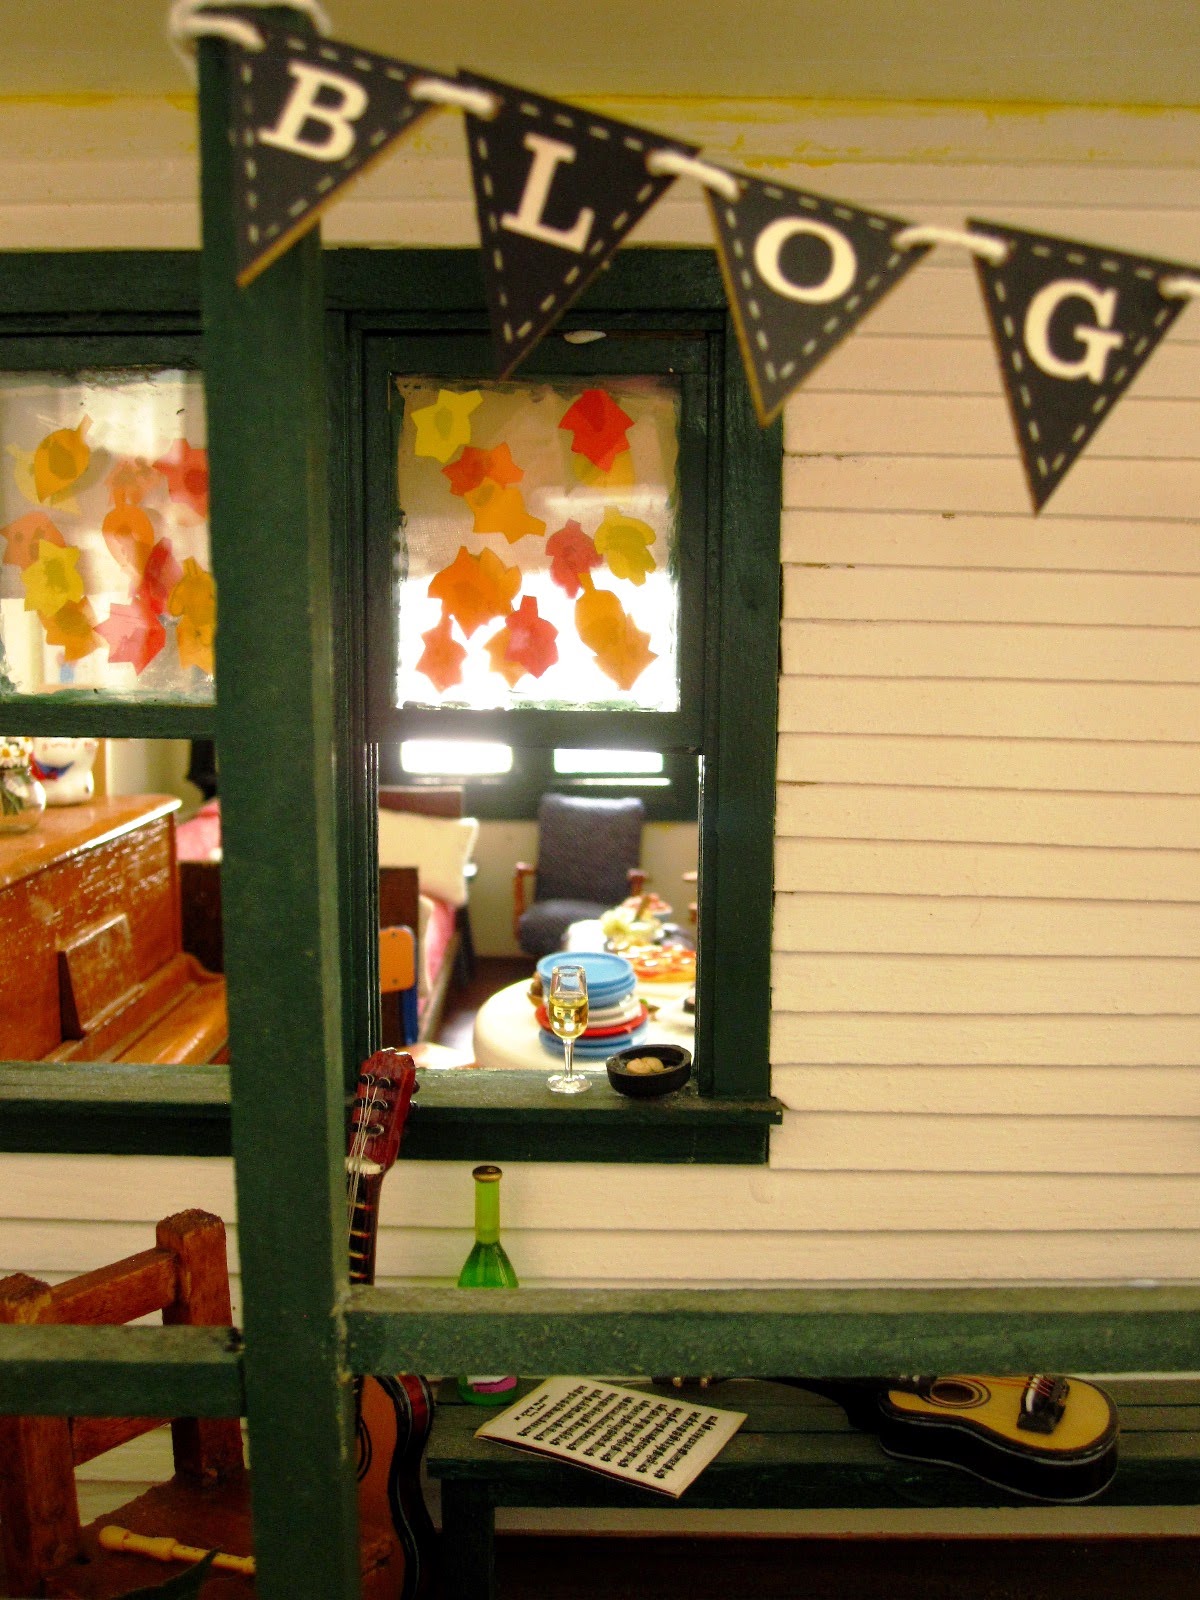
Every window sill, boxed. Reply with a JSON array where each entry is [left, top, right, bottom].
[[0, 1063, 782, 1163]]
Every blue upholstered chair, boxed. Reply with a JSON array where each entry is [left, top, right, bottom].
[[513, 794, 646, 960]]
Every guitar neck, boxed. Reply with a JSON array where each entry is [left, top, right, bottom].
[[348, 1170, 386, 1288]]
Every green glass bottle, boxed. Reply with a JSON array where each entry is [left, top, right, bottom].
[[457, 1164, 519, 1405]]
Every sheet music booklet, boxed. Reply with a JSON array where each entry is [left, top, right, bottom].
[[473, 1377, 746, 1498]]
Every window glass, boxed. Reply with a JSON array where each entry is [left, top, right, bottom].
[[0, 370, 213, 699], [553, 748, 665, 775], [399, 737, 513, 775], [392, 376, 681, 713]]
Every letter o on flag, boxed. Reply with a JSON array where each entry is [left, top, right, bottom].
[[753, 217, 858, 304]]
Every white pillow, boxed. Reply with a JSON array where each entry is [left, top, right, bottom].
[[416, 893, 435, 999], [376, 811, 478, 908]]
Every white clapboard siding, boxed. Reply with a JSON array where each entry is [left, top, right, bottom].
[[2, 92, 1200, 1445], [781, 510, 1200, 571]]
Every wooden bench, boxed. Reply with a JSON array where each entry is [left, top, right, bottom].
[[426, 1377, 1200, 1599]]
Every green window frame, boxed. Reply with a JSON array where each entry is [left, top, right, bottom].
[[339, 250, 782, 1161], [0, 247, 782, 1164]]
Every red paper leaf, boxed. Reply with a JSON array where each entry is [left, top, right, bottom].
[[153, 439, 210, 517], [559, 389, 633, 470], [96, 599, 167, 675], [501, 595, 559, 680], [545, 519, 602, 598]]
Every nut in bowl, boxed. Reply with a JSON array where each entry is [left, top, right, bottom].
[[606, 1043, 692, 1099]]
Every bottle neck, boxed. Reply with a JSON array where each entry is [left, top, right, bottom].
[[474, 1176, 501, 1245]]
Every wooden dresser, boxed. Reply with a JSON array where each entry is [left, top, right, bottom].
[[0, 795, 227, 1065]]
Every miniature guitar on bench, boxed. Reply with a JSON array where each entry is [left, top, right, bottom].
[[656, 1371, 1119, 1502], [346, 1051, 436, 1599], [780, 1372, 1119, 1502]]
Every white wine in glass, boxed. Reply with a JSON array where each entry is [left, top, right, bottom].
[[547, 963, 589, 1094]]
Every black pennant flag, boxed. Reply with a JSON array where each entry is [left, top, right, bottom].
[[707, 174, 929, 424], [971, 220, 1193, 511], [226, 18, 438, 286], [459, 74, 699, 375]]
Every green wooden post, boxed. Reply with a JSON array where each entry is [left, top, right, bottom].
[[196, 21, 359, 1600]]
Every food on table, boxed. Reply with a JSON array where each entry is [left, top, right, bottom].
[[621, 1056, 667, 1074]]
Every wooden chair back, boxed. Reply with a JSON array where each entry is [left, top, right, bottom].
[[0, 1210, 243, 1596]]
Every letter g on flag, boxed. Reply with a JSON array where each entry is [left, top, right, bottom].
[[971, 220, 1191, 510]]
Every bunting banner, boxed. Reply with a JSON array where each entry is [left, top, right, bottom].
[[202, 12, 1200, 512], [457, 73, 700, 376], [970, 220, 1192, 510], [224, 16, 438, 286], [706, 174, 930, 425]]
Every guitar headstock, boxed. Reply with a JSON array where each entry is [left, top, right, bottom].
[[349, 1049, 418, 1177]]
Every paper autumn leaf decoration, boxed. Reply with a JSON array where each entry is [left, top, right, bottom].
[[102, 496, 156, 575], [463, 479, 546, 543], [168, 558, 217, 631], [546, 519, 602, 598], [22, 540, 85, 616], [416, 613, 468, 692], [153, 439, 210, 518], [176, 616, 215, 676], [96, 597, 166, 675], [33, 417, 91, 502], [559, 389, 633, 472], [43, 598, 98, 662], [409, 390, 483, 464], [427, 545, 521, 636], [570, 449, 636, 489], [107, 456, 157, 503], [593, 507, 657, 585], [484, 595, 559, 686], [1, 512, 65, 570], [575, 580, 657, 691], [136, 539, 184, 615], [442, 442, 523, 497]]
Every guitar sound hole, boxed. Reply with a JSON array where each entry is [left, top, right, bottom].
[[927, 1378, 988, 1408]]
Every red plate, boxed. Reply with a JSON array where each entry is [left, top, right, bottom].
[[536, 1001, 650, 1039]]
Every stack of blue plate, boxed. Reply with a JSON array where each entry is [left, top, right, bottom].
[[536, 950, 648, 1060]]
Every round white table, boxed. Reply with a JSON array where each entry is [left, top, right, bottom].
[[472, 975, 695, 1073]]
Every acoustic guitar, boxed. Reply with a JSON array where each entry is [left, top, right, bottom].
[[346, 1051, 436, 1599], [779, 1373, 1120, 1502]]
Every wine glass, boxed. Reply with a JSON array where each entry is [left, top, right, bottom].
[[547, 962, 590, 1095]]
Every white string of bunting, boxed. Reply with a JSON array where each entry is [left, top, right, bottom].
[[169, 2, 1200, 512]]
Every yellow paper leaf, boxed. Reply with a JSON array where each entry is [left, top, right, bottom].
[[22, 540, 85, 617], [409, 389, 483, 464], [593, 506, 657, 585]]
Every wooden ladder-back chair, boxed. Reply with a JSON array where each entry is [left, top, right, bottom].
[[0, 1211, 401, 1598]]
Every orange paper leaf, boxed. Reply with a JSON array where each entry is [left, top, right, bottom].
[[177, 615, 216, 676], [416, 613, 467, 692], [427, 545, 520, 637], [33, 418, 91, 502], [43, 598, 99, 662], [168, 558, 217, 629], [1, 512, 65, 571], [463, 480, 546, 544], [102, 496, 156, 575], [574, 585, 657, 691]]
